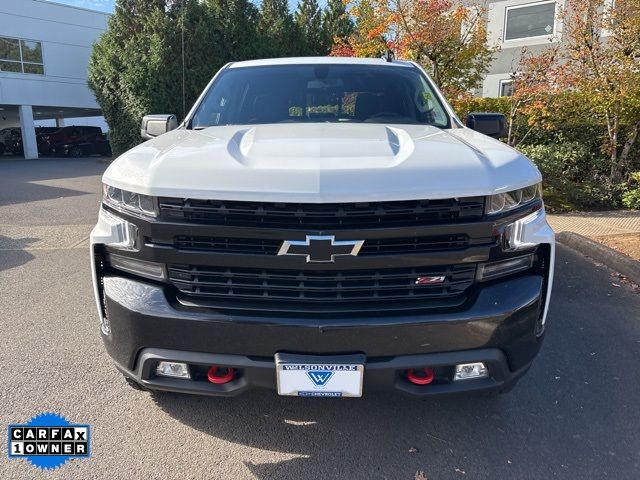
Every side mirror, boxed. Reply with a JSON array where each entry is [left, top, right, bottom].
[[466, 112, 507, 139], [141, 114, 178, 140]]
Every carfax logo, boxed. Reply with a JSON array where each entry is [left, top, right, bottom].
[[8, 412, 91, 470]]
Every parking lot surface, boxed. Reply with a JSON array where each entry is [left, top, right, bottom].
[[1, 157, 639, 479]]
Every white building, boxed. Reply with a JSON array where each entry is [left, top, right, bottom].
[[479, 0, 563, 98], [480, 0, 613, 98], [0, 0, 109, 158]]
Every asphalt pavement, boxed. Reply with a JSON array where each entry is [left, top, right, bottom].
[[1, 156, 639, 480]]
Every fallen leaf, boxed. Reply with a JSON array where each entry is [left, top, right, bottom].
[[415, 470, 427, 480], [409, 447, 418, 454]]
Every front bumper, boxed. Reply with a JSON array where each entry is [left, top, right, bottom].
[[119, 347, 531, 397], [101, 272, 545, 397]]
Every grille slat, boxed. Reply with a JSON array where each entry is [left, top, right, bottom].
[[168, 265, 476, 309], [168, 234, 471, 256], [159, 197, 485, 229]]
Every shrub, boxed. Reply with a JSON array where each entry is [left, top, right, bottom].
[[452, 94, 640, 211], [622, 173, 640, 209], [518, 142, 626, 211]]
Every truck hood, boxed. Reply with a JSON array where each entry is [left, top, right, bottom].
[[103, 123, 541, 202]]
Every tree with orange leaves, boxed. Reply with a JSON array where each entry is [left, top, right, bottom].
[[500, 46, 561, 147], [337, 0, 497, 96], [509, 0, 640, 182], [553, 0, 640, 183]]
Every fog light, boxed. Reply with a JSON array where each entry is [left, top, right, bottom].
[[454, 362, 488, 381], [156, 361, 191, 379]]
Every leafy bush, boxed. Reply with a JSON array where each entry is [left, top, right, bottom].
[[451, 96, 511, 121], [518, 142, 627, 211], [622, 173, 640, 209], [453, 95, 640, 211]]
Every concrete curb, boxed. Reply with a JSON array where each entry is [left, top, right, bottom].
[[557, 232, 640, 284]]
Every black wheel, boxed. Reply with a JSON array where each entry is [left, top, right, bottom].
[[69, 146, 83, 158], [0, 143, 5, 156]]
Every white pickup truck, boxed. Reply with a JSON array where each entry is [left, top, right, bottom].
[[91, 57, 554, 398]]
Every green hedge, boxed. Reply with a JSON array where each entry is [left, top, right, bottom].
[[452, 96, 640, 211]]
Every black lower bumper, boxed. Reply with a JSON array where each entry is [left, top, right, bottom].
[[101, 273, 546, 397], [117, 347, 531, 397]]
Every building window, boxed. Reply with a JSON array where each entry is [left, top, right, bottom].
[[504, 1, 557, 41], [500, 80, 514, 97], [0, 36, 44, 75]]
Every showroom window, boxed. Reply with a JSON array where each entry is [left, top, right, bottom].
[[0, 36, 44, 75], [504, 1, 557, 41], [500, 80, 514, 97]]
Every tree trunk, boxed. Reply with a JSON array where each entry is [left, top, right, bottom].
[[616, 120, 640, 182], [609, 115, 621, 183], [507, 99, 518, 146]]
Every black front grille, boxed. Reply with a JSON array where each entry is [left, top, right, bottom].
[[170, 234, 471, 256], [168, 264, 476, 313], [158, 197, 485, 229]]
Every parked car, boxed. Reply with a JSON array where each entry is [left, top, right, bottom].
[[38, 126, 104, 155], [0, 127, 21, 155], [91, 57, 555, 399], [51, 131, 112, 157], [7, 127, 59, 156]]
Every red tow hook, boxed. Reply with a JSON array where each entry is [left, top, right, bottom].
[[407, 368, 435, 385], [207, 366, 235, 384]]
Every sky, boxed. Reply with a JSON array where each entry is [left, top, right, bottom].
[[46, 0, 305, 14], [47, 0, 115, 13]]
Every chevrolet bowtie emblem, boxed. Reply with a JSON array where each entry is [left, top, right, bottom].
[[278, 235, 364, 263]]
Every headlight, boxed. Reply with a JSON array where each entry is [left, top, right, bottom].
[[103, 184, 156, 217], [486, 183, 542, 215]]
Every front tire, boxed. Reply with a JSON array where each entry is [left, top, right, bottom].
[[69, 146, 83, 158]]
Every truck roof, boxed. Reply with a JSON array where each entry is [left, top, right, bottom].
[[228, 57, 415, 69]]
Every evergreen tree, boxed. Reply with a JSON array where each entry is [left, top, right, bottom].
[[295, 0, 326, 55], [205, 0, 261, 61], [88, 0, 176, 154], [88, 0, 263, 155], [258, 0, 301, 57], [323, 0, 354, 51]]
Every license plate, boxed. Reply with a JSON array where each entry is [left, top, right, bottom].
[[276, 354, 364, 397]]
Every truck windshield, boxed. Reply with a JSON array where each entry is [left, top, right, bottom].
[[190, 64, 451, 129]]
